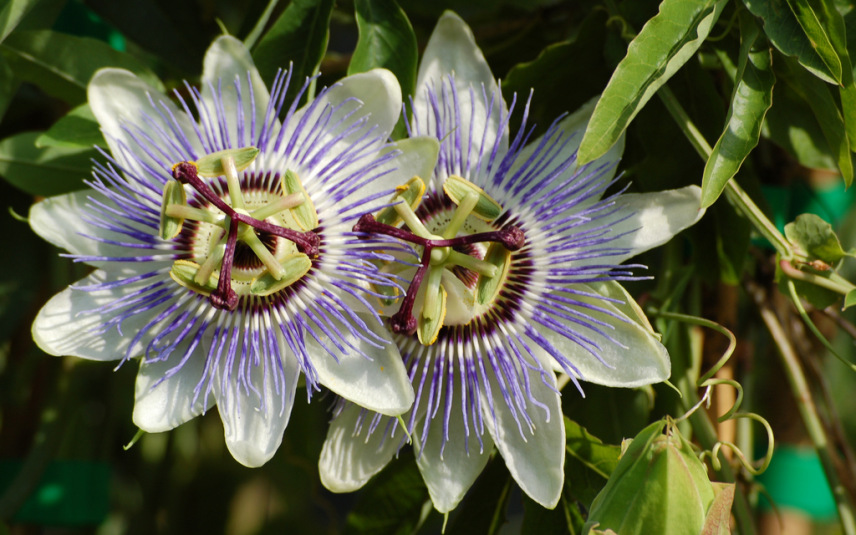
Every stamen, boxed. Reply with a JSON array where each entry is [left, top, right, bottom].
[[251, 192, 304, 221], [443, 191, 478, 239]]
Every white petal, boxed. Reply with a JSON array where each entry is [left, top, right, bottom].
[[215, 325, 300, 467], [88, 69, 201, 182], [133, 344, 214, 432], [510, 95, 625, 203], [416, 12, 495, 103], [306, 313, 414, 416], [32, 270, 172, 361], [29, 189, 162, 268], [415, 394, 494, 513], [533, 283, 670, 386], [319, 404, 405, 492], [201, 35, 270, 149], [577, 185, 705, 267], [479, 353, 564, 508]]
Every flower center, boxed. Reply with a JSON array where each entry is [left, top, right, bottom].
[[161, 147, 320, 311], [354, 175, 525, 345]]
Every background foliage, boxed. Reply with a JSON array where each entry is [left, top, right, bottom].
[[3, 0, 856, 533]]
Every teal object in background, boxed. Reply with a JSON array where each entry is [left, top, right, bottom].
[[53, 0, 126, 52], [0, 460, 110, 526], [757, 445, 837, 520]]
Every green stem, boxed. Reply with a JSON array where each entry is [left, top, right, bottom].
[[656, 87, 793, 259], [748, 281, 856, 535]]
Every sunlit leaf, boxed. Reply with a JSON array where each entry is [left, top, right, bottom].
[[0, 0, 40, 43], [251, 0, 334, 102], [701, 18, 774, 208], [0, 131, 94, 196], [349, 0, 418, 99], [784, 0, 843, 84], [577, 0, 728, 164], [784, 213, 850, 264], [743, 0, 838, 84], [844, 288, 856, 309], [35, 104, 105, 149], [0, 30, 163, 105]]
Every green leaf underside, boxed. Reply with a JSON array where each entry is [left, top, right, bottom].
[[784, 213, 849, 264], [251, 0, 334, 103], [577, 0, 727, 164], [349, 0, 418, 99], [0, 131, 94, 196], [700, 18, 775, 208], [0, 30, 162, 105], [36, 104, 105, 149]]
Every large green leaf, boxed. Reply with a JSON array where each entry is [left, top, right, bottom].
[[577, 0, 728, 164], [0, 132, 94, 196], [743, 0, 839, 84], [784, 0, 844, 84], [0, 54, 14, 121], [779, 54, 853, 186], [251, 0, 334, 102], [0, 0, 40, 43], [0, 30, 163, 105], [36, 104, 105, 149], [349, 0, 418, 99], [700, 19, 775, 208]]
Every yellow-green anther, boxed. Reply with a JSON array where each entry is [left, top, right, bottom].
[[476, 243, 512, 306], [195, 147, 260, 177], [443, 190, 479, 239], [422, 266, 444, 321], [171, 260, 219, 296], [160, 180, 187, 240], [448, 250, 498, 277], [165, 204, 224, 226], [418, 283, 446, 346], [237, 222, 286, 280], [281, 170, 318, 230], [443, 175, 502, 221], [251, 192, 305, 221], [376, 176, 426, 226], [250, 253, 312, 296]]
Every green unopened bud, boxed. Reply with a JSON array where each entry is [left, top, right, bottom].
[[584, 419, 735, 535]]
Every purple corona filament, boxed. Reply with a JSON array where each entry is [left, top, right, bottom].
[[172, 161, 321, 310], [353, 212, 525, 334]]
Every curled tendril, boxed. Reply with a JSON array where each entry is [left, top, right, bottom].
[[649, 308, 774, 477]]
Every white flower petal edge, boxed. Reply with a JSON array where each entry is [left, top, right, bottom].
[[415, 399, 495, 513], [88, 68, 202, 183], [32, 269, 171, 361], [480, 353, 565, 509], [213, 326, 302, 468], [307, 314, 415, 416], [201, 35, 272, 149], [133, 341, 215, 432], [319, 405, 405, 492], [536, 284, 670, 386]]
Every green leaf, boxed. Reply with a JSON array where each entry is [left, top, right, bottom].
[[343, 452, 429, 535], [0, 131, 94, 196], [743, 0, 839, 84], [577, 0, 728, 164], [700, 19, 774, 208], [784, 0, 843, 84], [521, 495, 582, 535], [0, 0, 40, 43], [349, 0, 418, 99], [784, 213, 850, 263], [778, 55, 853, 186], [251, 0, 334, 103], [761, 81, 836, 171], [445, 456, 511, 535], [0, 30, 163, 105], [844, 288, 856, 309], [564, 418, 621, 480], [35, 104, 105, 149], [0, 54, 14, 121]]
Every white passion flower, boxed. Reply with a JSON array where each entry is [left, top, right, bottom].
[[319, 12, 705, 512], [29, 35, 427, 467]]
